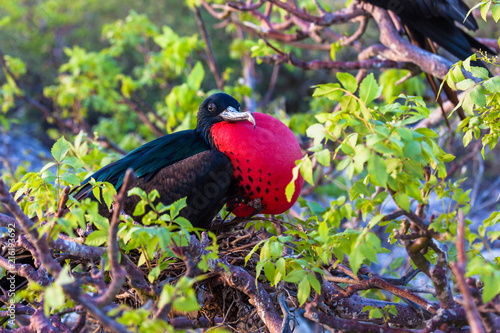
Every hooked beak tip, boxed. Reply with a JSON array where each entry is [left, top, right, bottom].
[[220, 109, 257, 128]]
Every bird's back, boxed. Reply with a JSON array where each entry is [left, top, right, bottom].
[[73, 130, 210, 200]]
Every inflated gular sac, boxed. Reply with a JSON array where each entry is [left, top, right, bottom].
[[211, 113, 304, 216]]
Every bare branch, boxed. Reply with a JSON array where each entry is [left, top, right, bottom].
[[0, 180, 62, 276], [195, 6, 224, 90], [93, 169, 134, 307], [450, 211, 486, 333]]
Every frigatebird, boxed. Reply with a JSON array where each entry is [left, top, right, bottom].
[[73, 93, 303, 228], [363, 0, 493, 61]]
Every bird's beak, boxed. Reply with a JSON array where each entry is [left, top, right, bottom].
[[220, 106, 256, 129]]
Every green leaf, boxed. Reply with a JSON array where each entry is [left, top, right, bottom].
[[307, 201, 326, 215], [312, 83, 343, 100], [264, 261, 276, 283], [481, 1, 491, 21], [469, 85, 486, 108], [349, 245, 363, 276], [285, 165, 300, 202], [404, 141, 422, 159], [187, 62, 205, 89], [369, 308, 384, 319], [483, 76, 500, 93], [318, 220, 328, 243], [85, 230, 108, 246], [456, 79, 475, 91], [492, 4, 500, 22], [61, 173, 81, 185], [284, 269, 306, 283], [40, 162, 56, 174], [51, 137, 70, 162], [297, 277, 311, 305], [308, 273, 321, 294], [403, 160, 424, 179], [316, 149, 330, 167], [43, 285, 65, 316], [368, 154, 387, 187], [260, 241, 270, 261], [394, 192, 411, 211], [337, 72, 357, 93], [359, 73, 380, 104], [306, 124, 326, 146], [173, 297, 199, 312], [300, 157, 314, 185]]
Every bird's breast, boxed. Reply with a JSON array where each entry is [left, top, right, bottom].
[[211, 112, 303, 216]]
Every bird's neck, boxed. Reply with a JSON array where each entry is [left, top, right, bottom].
[[195, 124, 215, 149]]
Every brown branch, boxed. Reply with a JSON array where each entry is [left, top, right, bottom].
[[339, 277, 438, 315], [56, 186, 70, 218], [121, 255, 156, 298], [93, 169, 134, 307], [267, 0, 367, 26], [120, 98, 165, 137], [304, 302, 415, 333], [129, 94, 166, 128], [366, 5, 454, 80], [188, 233, 289, 333], [0, 304, 35, 317], [28, 309, 61, 333], [261, 52, 414, 71], [450, 211, 486, 333], [62, 283, 130, 333], [340, 16, 368, 46], [257, 65, 279, 107], [194, 6, 224, 90], [0, 180, 62, 276], [0, 255, 50, 286], [0, 212, 106, 259]]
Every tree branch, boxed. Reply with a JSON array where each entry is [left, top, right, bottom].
[[450, 211, 486, 333]]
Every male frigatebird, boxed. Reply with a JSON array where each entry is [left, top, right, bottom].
[[73, 93, 304, 229], [363, 0, 493, 61]]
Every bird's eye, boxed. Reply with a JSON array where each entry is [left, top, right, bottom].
[[208, 103, 216, 113]]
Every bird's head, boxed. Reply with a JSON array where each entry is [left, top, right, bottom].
[[196, 93, 256, 147]]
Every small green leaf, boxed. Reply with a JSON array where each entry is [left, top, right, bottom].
[[85, 230, 108, 246], [481, 1, 491, 21], [187, 62, 205, 89], [492, 4, 500, 22], [359, 73, 380, 104], [173, 297, 199, 312], [307, 273, 321, 294], [43, 285, 65, 316], [60, 174, 80, 185], [300, 157, 314, 185], [394, 192, 410, 211], [297, 277, 311, 305], [264, 261, 276, 283], [285, 165, 300, 202], [284, 269, 306, 283], [318, 220, 328, 243], [368, 154, 387, 187], [469, 85, 486, 108], [51, 137, 70, 162], [316, 149, 330, 166], [312, 83, 343, 101], [337, 72, 358, 93], [40, 162, 56, 174]]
